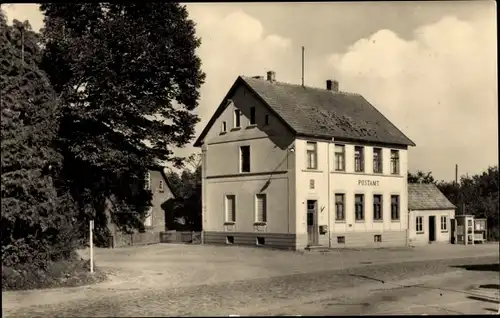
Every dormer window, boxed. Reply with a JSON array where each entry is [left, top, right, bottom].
[[250, 107, 256, 125], [221, 121, 227, 133], [234, 109, 241, 128]]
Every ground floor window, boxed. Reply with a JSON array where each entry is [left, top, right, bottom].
[[440, 215, 447, 231], [416, 216, 423, 233], [144, 207, 153, 227]]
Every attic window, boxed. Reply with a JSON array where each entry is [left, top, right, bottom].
[[221, 121, 227, 133], [250, 107, 256, 125], [234, 110, 241, 128]]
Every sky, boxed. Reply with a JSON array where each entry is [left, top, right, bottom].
[[2, 2, 498, 182]]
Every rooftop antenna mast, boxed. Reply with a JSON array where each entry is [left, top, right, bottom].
[[301, 46, 305, 87]]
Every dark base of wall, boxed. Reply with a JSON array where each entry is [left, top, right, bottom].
[[204, 232, 298, 250], [203, 231, 408, 250]]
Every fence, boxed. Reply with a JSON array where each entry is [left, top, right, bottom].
[[160, 230, 202, 244], [108, 231, 161, 248]]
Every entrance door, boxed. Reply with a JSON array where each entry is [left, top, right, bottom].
[[307, 200, 318, 246], [429, 215, 436, 242]]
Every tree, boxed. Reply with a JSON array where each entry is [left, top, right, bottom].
[[39, 4, 206, 239], [165, 153, 202, 231], [408, 170, 435, 184], [0, 13, 77, 267]]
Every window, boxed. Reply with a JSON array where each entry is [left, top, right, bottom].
[[416, 216, 423, 233], [225, 195, 236, 222], [158, 180, 164, 191], [144, 207, 153, 227], [373, 195, 382, 220], [390, 150, 400, 175], [221, 121, 227, 133], [255, 194, 267, 223], [391, 195, 400, 220], [373, 148, 383, 173], [355, 194, 364, 221], [337, 236, 345, 244], [265, 114, 270, 125], [250, 107, 256, 125], [334, 145, 345, 171], [309, 179, 315, 189], [240, 146, 250, 172], [226, 236, 234, 244], [374, 235, 382, 242], [144, 172, 151, 190], [256, 237, 265, 245], [441, 216, 448, 231], [234, 109, 241, 128], [354, 146, 364, 172], [306, 142, 318, 169], [335, 194, 345, 221]]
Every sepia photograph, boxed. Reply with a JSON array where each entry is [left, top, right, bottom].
[[1, 1, 498, 316]]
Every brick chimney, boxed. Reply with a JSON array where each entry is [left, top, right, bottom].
[[326, 79, 339, 92], [267, 71, 276, 82], [252, 75, 263, 80]]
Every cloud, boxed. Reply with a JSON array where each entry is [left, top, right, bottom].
[[187, 8, 294, 133], [327, 15, 497, 181]]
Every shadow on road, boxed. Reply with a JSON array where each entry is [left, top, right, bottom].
[[450, 263, 499, 272], [479, 284, 500, 290]]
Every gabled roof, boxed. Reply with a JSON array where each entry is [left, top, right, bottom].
[[149, 165, 177, 199], [408, 183, 456, 211], [194, 76, 416, 147]]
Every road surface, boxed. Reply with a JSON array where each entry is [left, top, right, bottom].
[[3, 255, 498, 317]]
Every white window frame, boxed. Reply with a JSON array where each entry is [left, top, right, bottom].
[[144, 207, 153, 227], [373, 148, 383, 173], [334, 144, 345, 171], [373, 194, 383, 221], [391, 195, 400, 220], [416, 216, 423, 233], [355, 194, 364, 221], [354, 146, 365, 172], [255, 193, 267, 223], [390, 150, 400, 175], [306, 141, 318, 170], [335, 193, 345, 221], [239, 145, 250, 173], [234, 109, 241, 128], [225, 194, 236, 223], [441, 215, 448, 232]]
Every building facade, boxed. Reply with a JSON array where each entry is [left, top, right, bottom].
[[106, 167, 176, 248], [407, 183, 456, 246], [195, 71, 415, 250]]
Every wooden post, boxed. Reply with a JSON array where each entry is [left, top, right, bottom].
[[89, 220, 94, 273]]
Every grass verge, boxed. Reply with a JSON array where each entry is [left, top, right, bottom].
[[2, 252, 107, 291]]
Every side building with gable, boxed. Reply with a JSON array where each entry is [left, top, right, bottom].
[[194, 71, 416, 250]]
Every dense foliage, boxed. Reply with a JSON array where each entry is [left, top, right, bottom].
[[39, 3, 206, 241], [0, 12, 79, 268], [165, 155, 202, 231], [408, 167, 499, 239]]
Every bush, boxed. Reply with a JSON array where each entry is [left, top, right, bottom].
[[1, 251, 106, 291]]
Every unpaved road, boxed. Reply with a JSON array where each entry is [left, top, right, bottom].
[[3, 255, 499, 317]]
